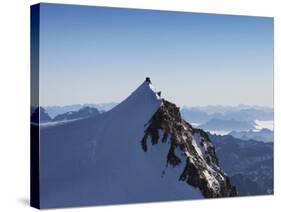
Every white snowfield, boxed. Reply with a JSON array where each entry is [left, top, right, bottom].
[[40, 81, 202, 208]]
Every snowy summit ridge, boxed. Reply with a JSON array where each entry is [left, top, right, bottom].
[[110, 77, 161, 114]]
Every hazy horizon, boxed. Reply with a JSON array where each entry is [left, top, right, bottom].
[[38, 4, 274, 107], [41, 101, 274, 109]]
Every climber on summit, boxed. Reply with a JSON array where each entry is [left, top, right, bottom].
[[145, 77, 151, 84]]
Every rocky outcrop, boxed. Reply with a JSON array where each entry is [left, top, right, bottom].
[[141, 99, 237, 198]]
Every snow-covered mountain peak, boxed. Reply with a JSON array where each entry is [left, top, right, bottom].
[[39, 79, 237, 208], [126, 77, 161, 101], [109, 78, 161, 115]]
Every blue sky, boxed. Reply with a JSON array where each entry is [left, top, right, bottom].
[[38, 3, 274, 107]]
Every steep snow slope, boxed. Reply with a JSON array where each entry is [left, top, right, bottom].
[[39, 81, 203, 208]]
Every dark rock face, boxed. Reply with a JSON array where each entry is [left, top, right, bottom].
[[229, 129, 273, 143], [141, 100, 237, 198]]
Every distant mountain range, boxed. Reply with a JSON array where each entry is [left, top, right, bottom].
[[229, 129, 273, 143], [181, 105, 273, 134], [209, 134, 273, 196], [45, 104, 273, 122], [44, 103, 118, 118], [31, 106, 101, 123], [181, 106, 273, 124], [53, 107, 100, 122], [183, 105, 273, 115], [199, 118, 255, 132]]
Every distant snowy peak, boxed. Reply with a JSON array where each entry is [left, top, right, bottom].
[[199, 118, 255, 131], [44, 103, 118, 118], [141, 99, 237, 198], [53, 106, 100, 121], [229, 128, 273, 143]]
